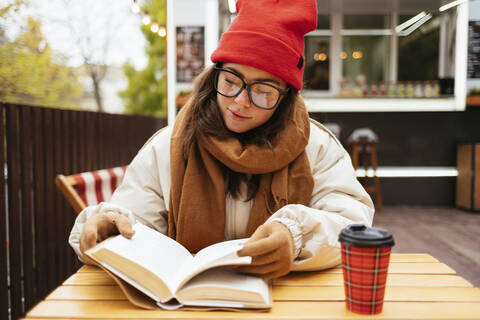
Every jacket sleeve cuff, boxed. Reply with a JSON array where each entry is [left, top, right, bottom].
[[268, 217, 302, 259]]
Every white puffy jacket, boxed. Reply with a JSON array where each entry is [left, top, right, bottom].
[[69, 120, 374, 271]]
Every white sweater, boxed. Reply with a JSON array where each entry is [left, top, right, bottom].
[[69, 120, 374, 271]]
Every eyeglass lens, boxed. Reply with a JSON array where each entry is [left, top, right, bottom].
[[216, 70, 281, 109]]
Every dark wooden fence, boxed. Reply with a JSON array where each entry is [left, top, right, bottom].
[[0, 102, 167, 320]]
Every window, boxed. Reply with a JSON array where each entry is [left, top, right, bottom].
[[398, 14, 440, 81], [303, 37, 330, 90], [342, 35, 389, 84], [341, 14, 390, 87], [343, 14, 386, 29], [316, 14, 330, 29], [302, 0, 462, 103]]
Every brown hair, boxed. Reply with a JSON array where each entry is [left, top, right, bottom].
[[181, 64, 299, 200]]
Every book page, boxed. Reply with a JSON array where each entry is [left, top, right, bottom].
[[99, 263, 158, 308], [176, 267, 271, 308], [100, 262, 160, 302], [95, 223, 193, 292], [173, 239, 252, 291]]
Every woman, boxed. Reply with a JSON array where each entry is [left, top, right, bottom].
[[69, 0, 374, 279]]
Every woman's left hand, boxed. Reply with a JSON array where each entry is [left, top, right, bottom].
[[236, 222, 295, 279]]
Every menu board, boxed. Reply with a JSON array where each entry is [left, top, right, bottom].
[[468, 21, 480, 79], [176, 26, 205, 82]]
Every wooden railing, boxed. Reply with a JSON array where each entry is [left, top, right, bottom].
[[0, 102, 167, 320]]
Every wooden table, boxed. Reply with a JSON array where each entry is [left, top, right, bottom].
[[23, 254, 480, 319]]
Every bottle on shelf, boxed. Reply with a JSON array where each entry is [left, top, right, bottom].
[[406, 82, 414, 98], [362, 84, 369, 97], [387, 82, 396, 97], [396, 82, 405, 97], [379, 82, 387, 97], [414, 81, 423, 98], [433, 81, 440, 97], [424, 81, 433, 98]]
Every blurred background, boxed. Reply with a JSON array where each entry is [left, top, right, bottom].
[[2, 0, 480, 115], [1, 0, 162, 114]]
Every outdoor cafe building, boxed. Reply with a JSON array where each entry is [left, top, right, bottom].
[[169, 0, 480, 208]]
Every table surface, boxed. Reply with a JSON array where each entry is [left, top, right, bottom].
[[23, 253, 480, 319]]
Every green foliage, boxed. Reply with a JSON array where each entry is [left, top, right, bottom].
[[0, 5, 84, 109], [119, 0, 167, 116]]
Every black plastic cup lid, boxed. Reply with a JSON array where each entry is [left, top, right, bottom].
[[338, 224, 395, 248]]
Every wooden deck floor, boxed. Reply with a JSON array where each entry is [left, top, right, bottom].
[[373, 206, 480, 287]]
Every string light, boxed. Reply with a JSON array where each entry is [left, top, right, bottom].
[[151, 22, 159, 33], [131, 2, 140, 14], [158, 26, 167, 37], [142, 12, 151, 25], [352, 51, 363, 59], [132, 1, 167, 38], [314, 53, 327, 61]]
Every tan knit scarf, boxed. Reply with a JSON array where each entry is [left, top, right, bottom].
[[168, 96, 314, 252]]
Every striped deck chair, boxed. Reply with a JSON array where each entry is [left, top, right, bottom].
[[55, 166, 128, 214]]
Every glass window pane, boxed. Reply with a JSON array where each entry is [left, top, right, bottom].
[[398, 0, 440, 12], [398, 14, 415, 25], [317, 14, 330, 29], [343, 0, 394, 12], [344, 14, 387, 29], [342, 36, 389, 83], [398, 14, 440, 81], [303, 37, 330, 90], [317, 0, 331, 14]]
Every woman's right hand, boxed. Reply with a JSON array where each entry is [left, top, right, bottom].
[[79, 212, 135, 263]]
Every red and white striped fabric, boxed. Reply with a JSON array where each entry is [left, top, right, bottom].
[[71, 166, 127, 207]]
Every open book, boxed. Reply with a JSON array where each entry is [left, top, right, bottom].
[[85, 223, 272, 310]]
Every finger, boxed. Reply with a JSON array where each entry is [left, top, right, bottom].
[[247, 225, 270, 241], [96, 215, 118, 241], [238, 235, 280, 257], [81, 214, 118, 251], [80, 219, 99, 254], [229, 264, 248, 271], [259, 269, 288, 280], [81, 253, 98, 266], [232, 260, 256, 271], [238, 226, 269, 254], [235, 262, 279, 275], [250, 251, 278, 266], [240, 261, 291, 279], [114, 214, 135, 239]]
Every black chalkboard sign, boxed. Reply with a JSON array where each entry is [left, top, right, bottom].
[[176, 26, 205, 83], [468, 21, 480, 79]]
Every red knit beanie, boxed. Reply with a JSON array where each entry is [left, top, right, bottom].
[[211, 0, 318, 90]]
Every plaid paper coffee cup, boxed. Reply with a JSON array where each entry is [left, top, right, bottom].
[[338, 224, 395, 315]]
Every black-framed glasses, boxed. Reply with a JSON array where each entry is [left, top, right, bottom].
[[214, 67, 289, 110]]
